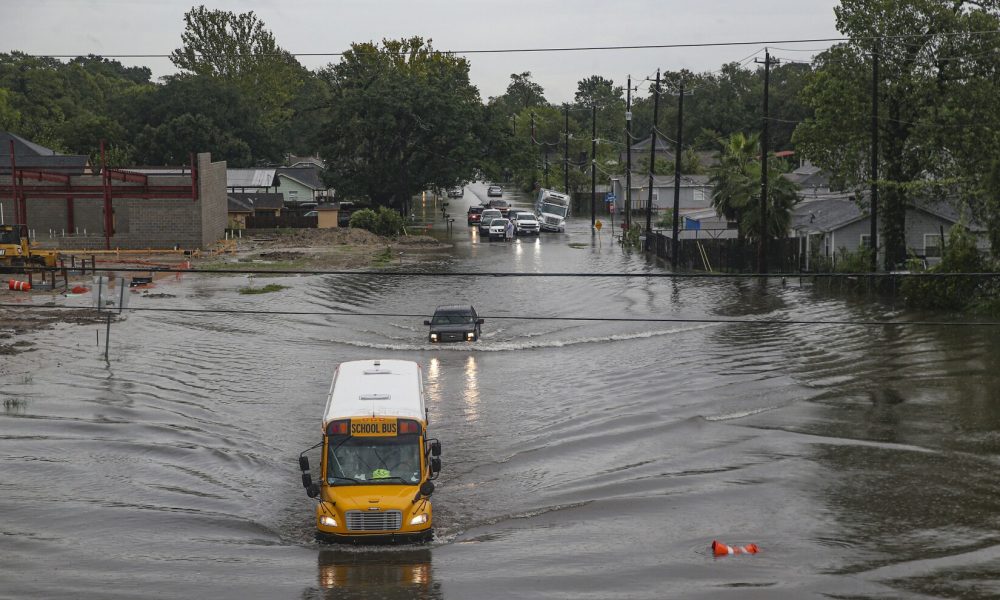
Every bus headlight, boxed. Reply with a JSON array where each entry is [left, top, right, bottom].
[[409, 513, 428, 526], [320, 516, 338, 527], [430, 333, 438, 342], [466, 332, 475, 340]]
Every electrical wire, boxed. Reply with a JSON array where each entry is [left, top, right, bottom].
[[26, 31, 1000, 60], [0, 303, 996, 328], [10, 266, 1000, 278]]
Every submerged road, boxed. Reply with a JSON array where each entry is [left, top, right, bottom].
[[2, 182, 1000, 599]]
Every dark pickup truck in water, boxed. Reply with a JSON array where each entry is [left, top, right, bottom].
[[424, 305, 484, 343]]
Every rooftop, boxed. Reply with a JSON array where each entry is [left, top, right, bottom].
[[323, 360, 426, 425]]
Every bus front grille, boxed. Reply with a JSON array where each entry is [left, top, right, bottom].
[[345, 510, 402, 531]]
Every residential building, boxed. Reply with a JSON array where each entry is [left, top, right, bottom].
[[791, 192, 988, 269], [608, 173, 713, 217]]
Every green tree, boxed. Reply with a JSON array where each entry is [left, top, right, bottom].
[[793, 0, 1000, 268], [120, 75, 277, 165], [502, 72, 547, 111], [709, 132, 799, 243], [318, 37, 483, 210], [170, 6, 303, 127]]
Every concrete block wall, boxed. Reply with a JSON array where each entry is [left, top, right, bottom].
[[198, 153, 227, 247], [2, 153, 228, 250]]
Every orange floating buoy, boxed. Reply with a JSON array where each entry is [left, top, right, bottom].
[[712, 540, 759, 557], [8, 279, 31, 292]]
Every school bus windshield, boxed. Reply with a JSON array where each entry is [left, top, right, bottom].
[[328, 436, 422, 485]]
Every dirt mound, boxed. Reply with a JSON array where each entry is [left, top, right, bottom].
[[258, 251, 306, 261], [394, 235, 441, 247], [250, 228, 385, 247]]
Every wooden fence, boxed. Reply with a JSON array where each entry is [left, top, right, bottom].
[[245, 213, 318, 229]]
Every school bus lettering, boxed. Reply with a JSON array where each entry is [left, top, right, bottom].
[[350, 420, 398, 436]]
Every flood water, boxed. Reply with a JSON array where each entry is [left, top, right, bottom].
[[3, 183, 1000, 599]]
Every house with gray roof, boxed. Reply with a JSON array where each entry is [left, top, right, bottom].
[[791, 192, 988, 269], [608, 173, 713, 217]]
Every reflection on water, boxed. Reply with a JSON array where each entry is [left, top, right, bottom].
[[463, 356, 479, 423], [308, 549, 441, 600]]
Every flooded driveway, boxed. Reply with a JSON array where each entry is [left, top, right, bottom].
[[3, 183, 1000, 599]]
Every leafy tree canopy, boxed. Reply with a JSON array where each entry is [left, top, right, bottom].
[[318, 37, 484, 209]]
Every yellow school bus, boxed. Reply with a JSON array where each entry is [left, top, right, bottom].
[[299, 359, 441, 543]]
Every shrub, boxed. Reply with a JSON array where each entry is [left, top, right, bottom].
[[349, 208, 377, 231], [374, 206, 404, 238], [901, 222, 985, 311]]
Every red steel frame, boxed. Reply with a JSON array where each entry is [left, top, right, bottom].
[[3, 140, 199, 250]]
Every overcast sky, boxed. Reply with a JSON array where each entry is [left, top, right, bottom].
[[6, 0, 843, 102]]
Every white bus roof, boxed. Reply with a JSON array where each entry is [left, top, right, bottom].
[[323, 360, 426, 426]]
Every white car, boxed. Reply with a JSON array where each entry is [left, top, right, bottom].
[[512, 212, 540, 235], [478, 209, 502, 234], [487, 185, 503, 197], [487, 218, 510, 241]]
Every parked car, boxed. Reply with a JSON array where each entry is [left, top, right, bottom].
[[478, 209, 502, 234], [447, 187, 464, 198], [467, 205, 484, 225], [512, 211, 540, 235], [303, 211, 318, 218], [488, 218, 510, 241], [424, 305, 484, 343], [337, 201, 356, 227], [487, 185, 503, 197]]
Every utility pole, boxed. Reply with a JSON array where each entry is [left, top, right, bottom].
[[671, 80, 686, 268], [625, 75, 633, 231], [755, 50, 774, 274], [544, 149, 550, 188], [646, 69, 661, 243], [564, 104, 570, 194], [512, 114, 516, 136], [870, 41, 880, 272], [591, 103, 597, 230]]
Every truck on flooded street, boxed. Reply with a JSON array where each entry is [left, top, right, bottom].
[[299, 359, 441, 543]]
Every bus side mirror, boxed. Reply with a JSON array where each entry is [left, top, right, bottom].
[[431, 458, 441, 474], [299, 456, 310, 472], [306, 483, 320, 498], [423, 320, 431, 326], [413, 480, 435, 503], [302, 472, 313, 489], [430, 441, 441, 457]]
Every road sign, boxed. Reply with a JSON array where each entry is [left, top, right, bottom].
[[605, 192, 615, 202], [595, 220, 603, 231]]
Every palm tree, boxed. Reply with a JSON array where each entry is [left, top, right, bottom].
[[709, 132, 799, 243]]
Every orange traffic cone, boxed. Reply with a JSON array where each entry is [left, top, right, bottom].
[[712, 540, 759, 557], [8, 279, 31, 292]]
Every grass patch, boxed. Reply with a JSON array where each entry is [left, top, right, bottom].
[[238, 283, 288, 295], [371, 246, 395, 267]]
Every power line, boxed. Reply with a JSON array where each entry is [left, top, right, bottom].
[[0, 303, 997, 327], [21, 30, 1000, 59], [8, 266, 1000, 278]]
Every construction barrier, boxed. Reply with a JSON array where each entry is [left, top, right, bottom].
[[711, 540, 759, 557], [8, 279, 31, 292]]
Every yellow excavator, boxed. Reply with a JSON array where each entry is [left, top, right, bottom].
[[0, 224, 60, 268]]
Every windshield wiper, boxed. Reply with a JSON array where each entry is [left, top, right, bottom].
[[329, 476, 363, 484], [369, 476, 410, 483]]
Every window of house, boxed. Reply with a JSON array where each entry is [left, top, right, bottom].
[[924, 233, 941, 258], [694, 189, 705, 204], [288, 190, 298, 200], [860, 234, 871, 249]]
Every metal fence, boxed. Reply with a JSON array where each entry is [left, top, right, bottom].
[[648, 231, 804, 272]]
